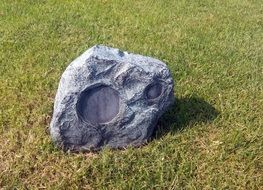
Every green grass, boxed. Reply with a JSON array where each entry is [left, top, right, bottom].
[[0, 0, 262, 189]]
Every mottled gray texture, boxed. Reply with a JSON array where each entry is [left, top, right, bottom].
[[50, 45, 174, 151]]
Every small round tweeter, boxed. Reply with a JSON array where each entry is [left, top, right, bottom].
[[146, 83, 162, 100], [77, 85, 120, 124]]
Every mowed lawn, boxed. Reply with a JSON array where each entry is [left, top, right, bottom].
[[0, 0, 262, 189]]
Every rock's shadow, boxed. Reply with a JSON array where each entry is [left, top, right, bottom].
[[153, 96, 219, 139]]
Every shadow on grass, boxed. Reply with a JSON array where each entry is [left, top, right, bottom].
[[153, 96, 219, 139]]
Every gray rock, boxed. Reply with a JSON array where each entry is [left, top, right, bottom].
[[50, 45, 174, 151]]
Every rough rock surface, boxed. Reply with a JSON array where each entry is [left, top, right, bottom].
[[50, 45, 174, 151]]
